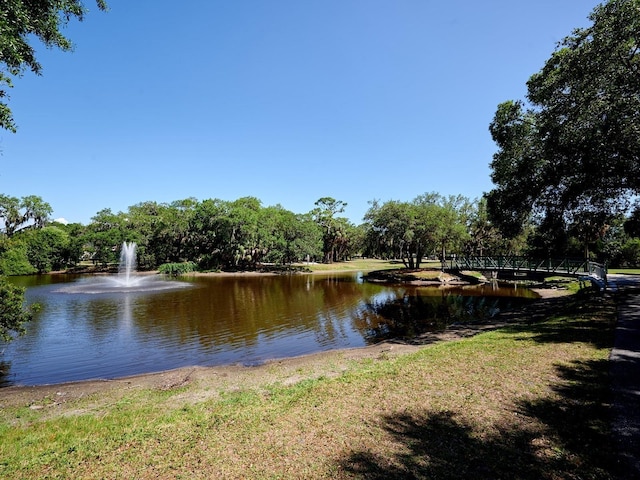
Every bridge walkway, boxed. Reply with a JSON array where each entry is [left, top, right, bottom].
[[444, 256, 607, 289]]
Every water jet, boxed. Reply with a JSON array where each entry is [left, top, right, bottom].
[[56, 242, 191, 294], [117, 241, 138, 287]]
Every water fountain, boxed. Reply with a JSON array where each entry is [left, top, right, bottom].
[[56, 241, 191, 294], [116, 241, 141, 287]]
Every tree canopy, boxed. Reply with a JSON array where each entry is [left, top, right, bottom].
[[363, 193, 472, 269], [0, 194, 52, 236], [0, 0, 107, 131], [311, 197, 354, 263], [487, 0, 640, 247]]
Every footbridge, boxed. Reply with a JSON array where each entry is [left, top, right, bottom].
[[444, 256, 608, 289]]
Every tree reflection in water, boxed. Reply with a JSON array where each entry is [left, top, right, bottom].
[[356, 290, 535, 341], [0, 275, 540, 386]]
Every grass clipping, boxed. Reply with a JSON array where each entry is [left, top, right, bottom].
[[0, 292, 618, 479]]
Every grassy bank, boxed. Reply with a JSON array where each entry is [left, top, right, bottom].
[[300, 258, 404, 273], [0, 292, 617, 479]]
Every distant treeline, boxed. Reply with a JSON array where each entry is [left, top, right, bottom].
[[1, 193, 640, 275]]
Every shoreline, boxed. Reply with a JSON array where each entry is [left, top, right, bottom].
[[0, 285, 570, 409]]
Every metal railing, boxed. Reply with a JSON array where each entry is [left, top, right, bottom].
[[445, 256, 607, 282]]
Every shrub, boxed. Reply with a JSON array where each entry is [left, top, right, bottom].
[[0, 276, 39, 341], [0, 241, 36, 275], [158, 262, 198, 276]]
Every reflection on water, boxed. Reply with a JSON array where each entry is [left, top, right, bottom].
[[356, 285, 537, 341], [0, 274, 538, 387]]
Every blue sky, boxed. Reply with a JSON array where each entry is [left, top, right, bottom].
[[1, 0, 599, 225]]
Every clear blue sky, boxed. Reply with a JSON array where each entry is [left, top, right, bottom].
[[1, 0, 599, 225]]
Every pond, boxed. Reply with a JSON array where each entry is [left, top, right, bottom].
[[0, 273, 539, 387]]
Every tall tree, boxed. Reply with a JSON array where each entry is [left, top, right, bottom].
[[0, 0, 108, 131], [255, 206, 321, 265], [624, 203, 640, 238], [312, 197, 352, 263], [188, 198, 231, 269], [126, 199, 197, 268], [0, 194, 52, 236], [421, 194, 472, 265], [83, 208, 129, 266], [364, 199, 421, 268], [227, 196, 262, 268], [465, 197, 504, 256], [487, 0, 640, 247], [364, 193, 472, 269]]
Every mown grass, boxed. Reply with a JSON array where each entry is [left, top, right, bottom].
[[302, 258, 402, 272], [609, 268, 640, 275], [0, 292, 619, 479]]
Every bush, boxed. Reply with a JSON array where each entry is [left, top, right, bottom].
[[0, 241, 36, 275], [0, 276, 38, 341], [24, 226, 70, 272], [158, 262, 198, 276]]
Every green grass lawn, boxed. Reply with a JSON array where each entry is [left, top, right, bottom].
[[0, 291, 619, 479], [608, 268, 640, 275], [301, 258, 403, 272]]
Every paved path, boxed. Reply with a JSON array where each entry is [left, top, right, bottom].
[[608, 274, 640, 479]]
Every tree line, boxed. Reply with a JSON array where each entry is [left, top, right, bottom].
[[0, 193, 476, 274], [2, 190, 640, 278]]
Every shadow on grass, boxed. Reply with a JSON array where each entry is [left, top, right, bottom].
[[338, 293, 621, 479], [499, 291, 617, 350], [341, 409, 542, 480], [339, 358, 617, 479]]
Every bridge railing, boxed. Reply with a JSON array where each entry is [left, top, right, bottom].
[[586, 261, 608, 282], [445, 256, 607, 281]]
